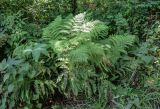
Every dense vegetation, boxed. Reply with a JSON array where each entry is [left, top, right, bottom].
[[0, 0, 160, 109]]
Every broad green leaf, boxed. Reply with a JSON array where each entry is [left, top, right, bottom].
[[8, 84, 14, 93], [3, 73, 10, 82]]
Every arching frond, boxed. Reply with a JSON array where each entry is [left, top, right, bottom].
[[69, 45, 89, 64], [105, 35, 135, 64]]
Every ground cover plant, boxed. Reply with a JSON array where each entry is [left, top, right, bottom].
[[0, 0, 160, 109]]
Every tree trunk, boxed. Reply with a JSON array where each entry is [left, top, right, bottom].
[[71, 0, 77, 15]]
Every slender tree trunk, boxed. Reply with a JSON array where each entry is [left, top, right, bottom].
[[71, 0, 77, 15]]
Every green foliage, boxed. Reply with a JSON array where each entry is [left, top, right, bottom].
[[0, 0, 160, 109], [0, 0, 72, 23], [0, 56, 57, 108], [42, 13, 136, 106]]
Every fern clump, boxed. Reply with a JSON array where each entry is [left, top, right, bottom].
[[43, 13, 136, 97]]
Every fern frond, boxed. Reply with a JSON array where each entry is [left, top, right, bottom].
[[90, 22, 108, 40], [43, 15, 73, 40], [72, 12, 97, 33], [87, 42, 105, 63], [34, 80, 56, 98], [69, 45, 89, 64], [43, 12, 98, 41], [105, 35, 135, 64]]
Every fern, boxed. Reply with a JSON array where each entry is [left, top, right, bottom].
[[104, 35, 135, 64], [43, 12, 98, 40], [69, 45, 89, 64], [91, 22, 108, 40], [43, 15, 73, 40], [34, 80, 56, 97], [43, 13, 136, 98]]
